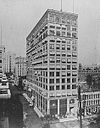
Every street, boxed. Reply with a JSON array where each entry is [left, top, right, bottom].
[[0, 83, 41, 128]]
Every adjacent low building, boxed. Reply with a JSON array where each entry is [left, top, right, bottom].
[[81, 91, 100, 116]]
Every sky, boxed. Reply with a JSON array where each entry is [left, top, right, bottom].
[[0, 0, 100, 65]]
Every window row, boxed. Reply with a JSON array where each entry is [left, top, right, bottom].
[[49, 25, 77, 31], [49, 84, 76, 91]]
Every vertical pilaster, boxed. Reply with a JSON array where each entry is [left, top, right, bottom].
[[67, 98, 69, 113], [58, 99, 60, 115], [47, 100, 50, 114]]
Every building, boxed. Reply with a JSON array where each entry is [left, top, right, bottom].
[[26, 9, 78, 118], [78, 64, 100, 81], [81, 91, 100, 116], [0, 45, 5, 74], [15, 56, 26, 78], [4, 52, 16, 74]]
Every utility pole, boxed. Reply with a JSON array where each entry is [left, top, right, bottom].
[[60, 0, 62, 12], [73, 0, 74, 13], [78, 85, 82, 128], [1, 25, 2, 45]]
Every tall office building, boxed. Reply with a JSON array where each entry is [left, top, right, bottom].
[[0, 45, 5, 74], [4, 52, 16, 73], [26, 9, 78, 117], [15, 56, 26, 78]]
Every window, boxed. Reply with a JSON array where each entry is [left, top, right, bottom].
[[56, 31, 60, 36], [62, 54, 66, 57], [67, 72, 71, 76], [67, 32, 71, 37], [50, 40, 55, 42], [50, 72, 54, 77], [67, 45, 71, 50], [67, 78, 70, 83], [49, 79, 54, 84], [56, 44, 60, 50], [67, 58, 71, 63], [72, 65, 77, 70], [62, 27, 66, 30], [49, 30, 55, 35], [62, 31, 66, 36], [72, 84, 76, 89], [56, 26, 61, 29], [56, 85, 60, 90], [62, 45, 65, 50], [49, 86, 54, 90], [55, 16, 60, 23], [56, 72, 60, 76], [72, 27, 77, 31], [49, 14, 54, 22], [72, 78, 76, 83], [62, 78, 65, 83], [62, 71, 66, 76], [56, 79, 60, 83], [62, 59, 66, 63], [50, 25, 55, 28], [67, 52, 71, 57], [72, 72, 77, 76], [62, 85, 65, 90], [62, 17, 66, 24], [67, 65, 70, 70], [56, 59, 60, 63], [67, 85, 70, 89], [72, 33, 77, 38], [49, 44, 54, 49], [72, 45, 77, 51], [72, 20, 77, 25], [67, 25, 70, 31]]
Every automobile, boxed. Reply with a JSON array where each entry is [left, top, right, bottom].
[[0, 89, 11, 99], [0, 81, 9, 89]]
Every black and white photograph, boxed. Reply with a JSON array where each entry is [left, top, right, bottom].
[[0, 0, 100, 128]]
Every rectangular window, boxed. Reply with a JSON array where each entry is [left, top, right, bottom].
[[72, 45, 77, 51], [72, 84, 76, 89], [62, 78, 65, 83], [56, 79, 60, 83], [49, 79, 54, 84], [50, 25, 55, 28], [49, 44, 54, 49], [56, 31, 60, 36], [56, 44, 60, 50], [62, 31, 66, 36], [50, 72, 54, 77], [67, 65, 70, 70], [72, 78, 76, 83], [56, 72, 60, 76], [49, 86, 54, 90], [67, 45, 71, 50], [56, 85, 60, 90], [72, 33, 77, 38], [62, 85, 65, 90], [49, 30, 55, 35], [67, 72, 71, 76], [67, 32, 71, 37], [67, 85, 70, 89], [67, 78, 70, 83]]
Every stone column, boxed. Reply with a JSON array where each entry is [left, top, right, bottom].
[[58, 99, 60, 115], [67, 98, 69, 114], [47, 100, 50, 114]]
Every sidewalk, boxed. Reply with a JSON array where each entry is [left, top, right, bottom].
[[23, 93, 33, 106]]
